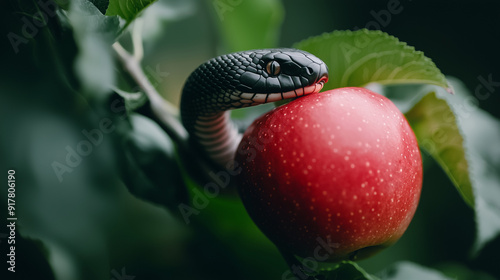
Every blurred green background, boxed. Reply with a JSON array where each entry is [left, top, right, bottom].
[[1, 0, 499, 279]]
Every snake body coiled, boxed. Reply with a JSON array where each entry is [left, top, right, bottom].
[[181, 48, 329, 166]]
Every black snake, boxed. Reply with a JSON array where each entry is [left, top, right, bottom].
[[180, 48, 329, 166]]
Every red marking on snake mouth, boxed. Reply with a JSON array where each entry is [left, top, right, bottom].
[[302, 80, 326, 96]]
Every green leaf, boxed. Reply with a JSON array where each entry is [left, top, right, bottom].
[[430, 79, 500, 253], [294, 29, 450, 91], [405, 91, 475, 207], [380, 261, 452, 280], [211, 0, 284, 52], [67, 0, 122, 95], [404, 77, 500, 252], [320, 261, 380, 280], [106, 0, 157, 23]]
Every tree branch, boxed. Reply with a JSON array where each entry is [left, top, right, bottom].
[[112, 42, 188, 143]]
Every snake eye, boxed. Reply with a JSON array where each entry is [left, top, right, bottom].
[[266, 61, 281, 76]]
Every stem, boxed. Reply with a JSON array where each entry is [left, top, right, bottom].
[[112, 42, 188, 143], [132, 19, 144, 61], [112, 40, 218, 188]]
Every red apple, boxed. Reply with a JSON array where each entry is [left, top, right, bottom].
[[235, 87, 422, 261]]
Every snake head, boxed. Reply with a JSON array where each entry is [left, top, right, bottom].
[[180, 48, 329, 167], [234, 48, 329, 103]]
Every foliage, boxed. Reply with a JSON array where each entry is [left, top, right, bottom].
[[294, 30, 449, 90]]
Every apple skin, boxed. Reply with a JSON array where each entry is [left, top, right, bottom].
[[235, 87, 422, 261]]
